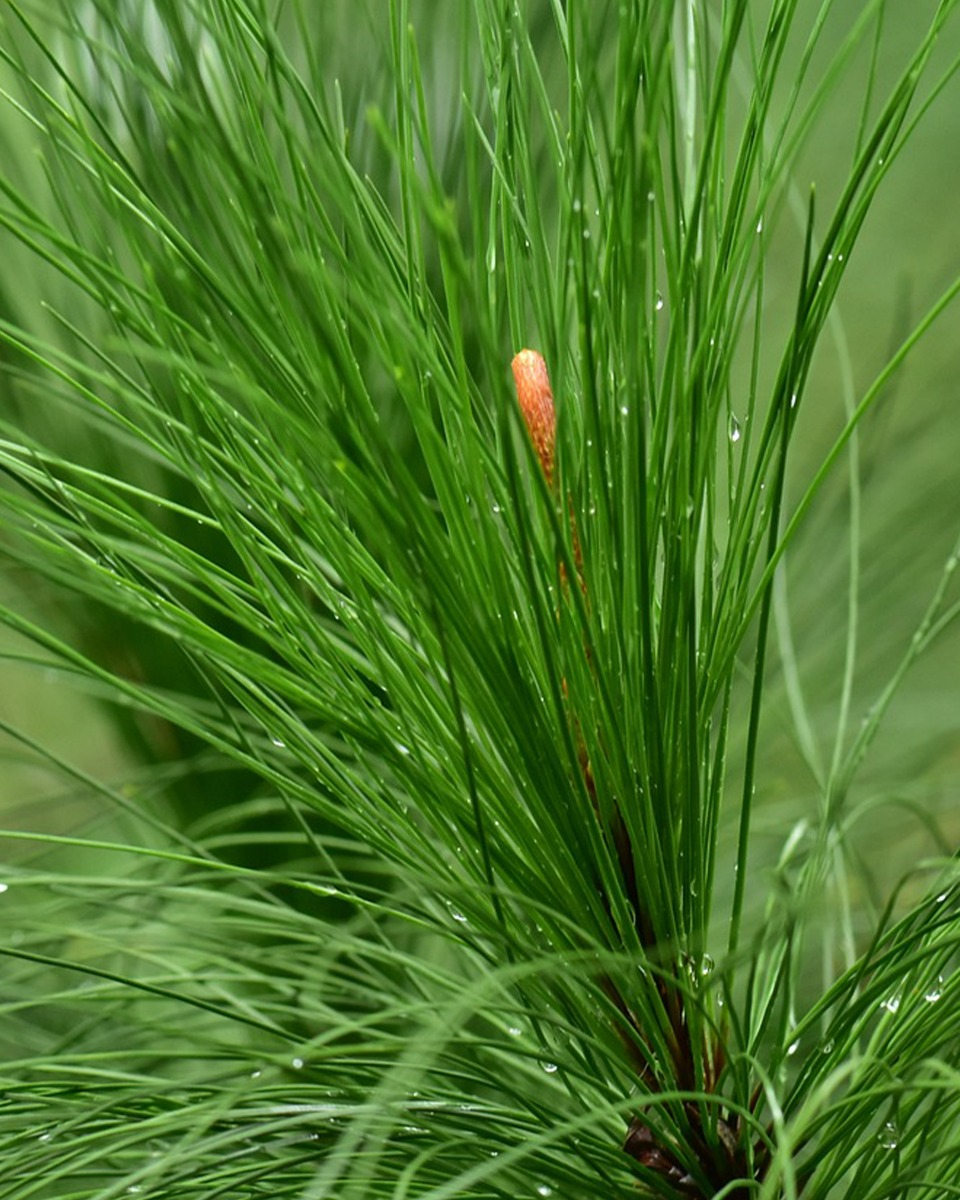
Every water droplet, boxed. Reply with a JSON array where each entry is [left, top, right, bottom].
[[292, 1057, 305, 1070], [126, 1187, 143, 1195], [787, 1038, 800, 1056], [878, 1120, 898, 1150], [655, 292, 664, 311], [492, 503, 501, 514], [270, 736, 286, 748], [572, 197, 582, 213], [536, 1186, 553, 1197], [507, 1025, 523, 1037], [881, 992, 901, 1014], [756, 216, 763, 233], [250, 1069, 262, 1078], [936, 892, 949, 903], [620, 405, 629, 416], [539, 1060, 559, 1074], [821, 1040, 834, 1055], [729, 415, 742, 443], [789, 392, 798, 408], [0, 883, 8, 894], [450, 909, 468, 923], [925, 975, 944, 1003]]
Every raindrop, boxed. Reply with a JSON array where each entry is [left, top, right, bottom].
[[250, 1069, 262, 1079], [507, 1026, 523, 1038], [878, 1121, 898, 1150], [450, 910, 468, 923], [881, 991, 901, 1014], [821, 1040, 834, 1055], [756, 216, 763, 233], [620, 405, 629, 416], [292, 1057, 305, 1070], [492, 503, 501, 514], [536, 1186, 553, 1197], [539, 1060, 559, 1074], [729, 415, 742, 443], [655, 292, 664, 311], [787, 1038, 800, 1057], [0, 883, 8, 894], [936, 892, 949, 903], [700, 954, 714, 977], [270, 736, 286, 748], [925, 976, 944, 1003]]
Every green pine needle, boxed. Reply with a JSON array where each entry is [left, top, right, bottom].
[[0, 1, 959, 1196]]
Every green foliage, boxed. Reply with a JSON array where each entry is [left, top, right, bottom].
[[0, 1, 959, 1196]]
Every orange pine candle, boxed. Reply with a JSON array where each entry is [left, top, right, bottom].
[[511, 349, 556, 486]]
